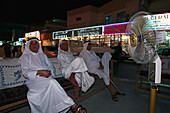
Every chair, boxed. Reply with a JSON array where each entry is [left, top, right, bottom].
[[136, 63, 170, 99]]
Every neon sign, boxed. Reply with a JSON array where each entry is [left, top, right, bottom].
[[73, 26, 103, 37], [25, 31, 40, 42], [104, 22, 133, 35], [53, 26, 103, 39], [53, 30, 72, 39]]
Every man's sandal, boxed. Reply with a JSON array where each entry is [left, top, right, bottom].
[[72, 104, 87, 113], [112, 94, 118, 101]]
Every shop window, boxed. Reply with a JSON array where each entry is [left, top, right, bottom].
[[76, 17, 81, 21], [117, 12, 125, 22], [105, 16, 112, 24]]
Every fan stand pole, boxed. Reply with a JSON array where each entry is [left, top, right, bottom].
[[148, 57, 161, 113], [149, 83, 157, 113]]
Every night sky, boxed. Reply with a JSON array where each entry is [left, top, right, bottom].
[[0, 0, 112, 24]]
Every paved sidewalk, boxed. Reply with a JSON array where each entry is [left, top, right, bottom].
[[77, 77, 170, 113], [9, 61, 170, 113]]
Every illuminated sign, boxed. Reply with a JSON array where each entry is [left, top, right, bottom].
[[143, 13, 170, 31], [73, 26, 103, 37], [14, 41, 22, 46], [25, 31, 40, 42], [0, 41, 3, 46], [53, 30, 72, 39], [19, 37, 25, 42], [53, 26, 103, 39], [104, 22, 132, 35]]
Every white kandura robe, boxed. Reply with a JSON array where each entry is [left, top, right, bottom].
[[79, 42, 112, 85], [19, 40, 74, 113], [58, 41, 94, 92]]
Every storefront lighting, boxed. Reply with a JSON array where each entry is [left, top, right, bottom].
[[25, 31, 40, 42]]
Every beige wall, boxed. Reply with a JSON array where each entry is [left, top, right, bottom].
[[67, 0, 169, 29], [67, 0, 139, 29], [67, 5, 98, 29], [98, 0, 139, 23]]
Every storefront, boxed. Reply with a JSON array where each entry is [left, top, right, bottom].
[[53, 12, 170, 53], [103, 22, 132, 53], [52, 22, 132, 52], [143, 12, 170, 48], [53, 25, 104, 47], [25, 30, 52, 46]]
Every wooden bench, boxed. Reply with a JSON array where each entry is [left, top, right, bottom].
[[136, 57, 170, 99], [61, 59, 115, 103], [0, 76, 106, 113], [0, 59, 114, 112]]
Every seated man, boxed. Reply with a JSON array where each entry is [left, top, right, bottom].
[[79, 41, 118, 101], [57, 40, 94, 98], [19, 38, 86, 113]]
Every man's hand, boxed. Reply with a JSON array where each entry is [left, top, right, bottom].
[[37, 70, 51, 78], [98, 62, 104, 71]]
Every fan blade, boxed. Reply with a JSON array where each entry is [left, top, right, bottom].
[[143, 31, 156, 47], [135, 43, 145, 62], [127, 11, 158, 64]]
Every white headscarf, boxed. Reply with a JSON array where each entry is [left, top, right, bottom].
[[21, 38, 43, 55], [19, 38, 44, 64], [79, 42, 94, 59], [57, 39, 74, 61], [58, 40, 71, 54], [83, 42, 89, 51]]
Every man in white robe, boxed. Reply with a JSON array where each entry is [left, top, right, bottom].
[[57, 40, 94, 98], [19, 38, 86, 113], [79, 41, 118, 101]]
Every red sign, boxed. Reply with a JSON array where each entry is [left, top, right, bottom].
[[104, 22, 132, 35]]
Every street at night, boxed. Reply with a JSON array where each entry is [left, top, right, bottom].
[[0, 0, 170, 113]]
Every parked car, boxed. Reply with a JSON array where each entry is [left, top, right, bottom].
[[42, 46, 58, 57]]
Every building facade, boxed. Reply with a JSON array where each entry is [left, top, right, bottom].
[[65, 0, 170, 50], [67, 0, 140, 29], [67, 0, 170, 29]]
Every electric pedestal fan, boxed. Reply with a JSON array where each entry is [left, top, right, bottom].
[[126, 11, 164, 113]]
